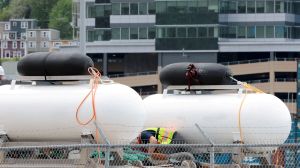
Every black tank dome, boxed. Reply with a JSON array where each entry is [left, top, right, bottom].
[[159, 63, 232, 86], [17, 52, 94, 76]]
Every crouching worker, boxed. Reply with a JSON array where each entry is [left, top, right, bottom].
[[138, 128, 178, 156], [134, 128, 195, 165]]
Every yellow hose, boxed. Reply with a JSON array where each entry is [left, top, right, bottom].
[[236, 81, 265, 144], [237, 91, 247, 143]]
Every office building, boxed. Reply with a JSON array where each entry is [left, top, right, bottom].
[[73, 0, 300, 115]]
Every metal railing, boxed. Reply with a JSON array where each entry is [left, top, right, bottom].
[[281, 99, 297, 103], [243, 79, 270, 84], [275, 78, 297, 82], [221, 57, 298, 66], [138, 91, 158, 96], [220, 58, 270, 66], [275, 58, 298, 62], [108, 71, 158, 78]]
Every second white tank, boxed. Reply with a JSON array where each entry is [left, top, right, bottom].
[[143, 93, 291, 147]]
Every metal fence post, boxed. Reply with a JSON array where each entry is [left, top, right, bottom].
[[195, 123, 215, 168], [210, 146, 215, 168], [94, 122, 111, 168], [80, 135, 90, 165], [0, 135, 8, 163]]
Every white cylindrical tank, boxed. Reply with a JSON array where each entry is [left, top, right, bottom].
[[143, 93, 291, 148], [0, 83, 145, 144]]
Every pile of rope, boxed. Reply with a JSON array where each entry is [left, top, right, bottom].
[[123, 147, 150, 162]]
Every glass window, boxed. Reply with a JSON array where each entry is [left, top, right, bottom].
[[121, 28, 129, 39], [213, 27, 219, 38], [275, 1, 284, 13], [284, 27, 289, 38], [112, 28, 120, 40], [266, 1, 274, 13], [227, 26, 236, 38], [139, 28, 147, 39], [256, 1, 265, 13], [130, 3, 138, 15], [156, 1, 166, 14], [284, 2, 288, 13], [187, 27, 197, 38], [94, 5, 110, 17], [130, 28, 138, 39], [266, 26, 274, 38], [177, 28, 187, 38], [198, 0, 208, 12], [247, 1, 255, 13], [167, 1, 177, 13], [121, 3, 129, 15], [220, 1, 228, 13], [198, 27, 207, 37], [177, 1, 187, 14], [256, 26, 265, 38], [275, 26, 284, 38], [287, 2, 292, 13], [294, 2, 300, 14], [148, 27, 156, 39], [112, 3, 120, 15], [148, 2, 156, 14], [208, 0, 219, 12], [208, 27, 215, 37], [228, 1, 237, 13], [87, 5, 95, 18], [167, 28, 176, 38], [188, 1, 198, 13], [238, 1, 246, 13], [220, 27, 228, 38], [104, 5, 111, 16], [157, 27, 165, 38], [293, 27, 300, 39], [139, 3, 147, 15], [88, 29, 110, 41], [238, 26, 246, 38], [247, 26, 255, 38]]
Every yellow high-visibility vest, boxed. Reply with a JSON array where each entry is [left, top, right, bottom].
[[145, 127, 175, 144]]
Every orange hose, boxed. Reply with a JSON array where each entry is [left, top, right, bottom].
[[76, 67, 101, 125], [76, 67, 102, 163]]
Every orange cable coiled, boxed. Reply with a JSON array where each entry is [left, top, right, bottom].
[[76, 67, 101, 125]]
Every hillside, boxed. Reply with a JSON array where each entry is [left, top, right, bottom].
[[0, 0, 72, 39]]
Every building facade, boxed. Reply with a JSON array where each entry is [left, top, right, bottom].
[[73, 0, 300, 115], [0, 19, 37, 58], [26, 29, 60, 53], [0, 19, 62, 57]]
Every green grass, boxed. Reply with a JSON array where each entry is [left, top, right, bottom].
[[0, 57, 21, 64]]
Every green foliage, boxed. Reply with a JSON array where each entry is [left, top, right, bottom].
[[26, 0, 59, 28], [0, 0, 31, 20], [0, 0, 72, 39], [0, 57, 21, 64], [49, 0, 72, 39], [0, 0, 10, 9]]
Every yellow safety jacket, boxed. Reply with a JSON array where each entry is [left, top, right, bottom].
[[145, 128, 175, 144]]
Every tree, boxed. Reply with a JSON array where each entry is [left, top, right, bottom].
[[0, 0, 30, 20], [0, 0, 10, 9], [27, 0, 59, 28], [49, 0, 72, 39]]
